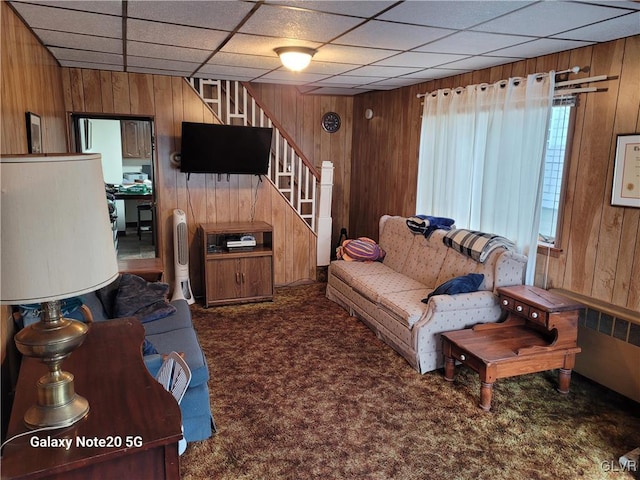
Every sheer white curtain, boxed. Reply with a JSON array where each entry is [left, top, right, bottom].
[[416, 74, 555, 284]]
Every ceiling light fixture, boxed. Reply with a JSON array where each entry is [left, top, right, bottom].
[[274, 47, 317, 72]]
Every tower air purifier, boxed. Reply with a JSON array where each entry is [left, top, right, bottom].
[[171, 209, 194, 304]]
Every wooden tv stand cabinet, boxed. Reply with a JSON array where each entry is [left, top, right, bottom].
[[200, 221, 274, 307], [441, 285, 583, 411], [2, 318, 182, 480]]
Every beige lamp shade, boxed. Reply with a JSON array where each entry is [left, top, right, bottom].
[[1, 153, 119, 304]]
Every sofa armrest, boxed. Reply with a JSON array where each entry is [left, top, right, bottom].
[[426, 290, 498, 312], [493, 250, 528, 290], [144, 353, 163, 378], [413, 290, 504, 333]]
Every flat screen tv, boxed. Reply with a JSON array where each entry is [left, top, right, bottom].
[[180, 122, 273, 175]]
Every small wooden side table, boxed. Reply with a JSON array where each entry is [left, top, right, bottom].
[[118, 257, 164, 282], [441, 285, 583, 411]]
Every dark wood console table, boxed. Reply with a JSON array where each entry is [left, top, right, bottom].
[[441, 285, 583, 411], [2, 318, 182, 480]]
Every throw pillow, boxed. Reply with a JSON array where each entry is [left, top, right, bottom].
[[113, 273, 176, 323], [337, 237, 386, 262], [422, 273, 484, 303]]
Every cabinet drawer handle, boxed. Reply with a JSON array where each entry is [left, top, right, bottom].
[[460, 354, 466, 361], [502, 299, 508, 306], [242, 272, 246, 283], [531, 312, 538, 319], [516, 305, 523, 312], [236, 272, 241, 284]]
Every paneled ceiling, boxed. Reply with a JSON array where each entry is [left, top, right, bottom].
[[9, 0, 640, 95]]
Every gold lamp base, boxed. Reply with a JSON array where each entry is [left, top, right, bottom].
[[14, 300, 90, 429]]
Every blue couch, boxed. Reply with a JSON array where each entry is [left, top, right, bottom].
[[80, 278, 216, 443]]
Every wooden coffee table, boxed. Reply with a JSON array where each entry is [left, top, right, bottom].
[[441, 285, 583, 411]]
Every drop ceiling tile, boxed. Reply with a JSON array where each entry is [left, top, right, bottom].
[[346, 65, 423, 77], [490, 38, 593, 59], [10, 3, 121, 37], [49, 47, 123, 65], [315, 75, 387, 85], [551, 12, 640, 42], [207, 52, 282, 70], [127, 67, 192, 77], [127, 41, 211, 63], [221, 33, 320, 58], [335, 20, 454, 50], [57, 60, 123, 71], [578, 1, 640, 10], [403, 68, 468, 80], [314, 45, 396, 65], [196, 64, 272, 79], [302, 86, 370, 95], [417, 31, 534, 56], [127, 0, 253, 30], [377, 1, 533, 30], [303, 61, 361, 76], [375, 51, 469, 68], [265, 1, 396, 18], [258, 70, 329, 83], [367, 77, 423, 88], [11, 0, 122, 15], [127, 19, 228, 50], [471, 2, 630, 37], [191, 72, 256, 82], [442, 55, 523, 71], [127, 56, 201, 72], [239, 3, 364, 42], [34, 29, 122, 54]]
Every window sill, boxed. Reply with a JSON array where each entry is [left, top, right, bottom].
[[537, 242, 563, 257]]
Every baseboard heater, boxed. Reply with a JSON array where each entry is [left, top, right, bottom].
[[550, 289, 639, 403]]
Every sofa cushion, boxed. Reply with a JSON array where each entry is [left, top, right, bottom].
[[435, 247, 501, 292], [113, 274, 177, 323], [400, 232, 448, 287], [142, 300, 193, 335], [378, 289, 430, 328], [329, 260, 392, 285], [352, 272, 425, 302], [422, 273, 484, 303], [378, 216, 414, 273]]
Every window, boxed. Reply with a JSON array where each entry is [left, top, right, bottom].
[[539, 98, 575, 246]]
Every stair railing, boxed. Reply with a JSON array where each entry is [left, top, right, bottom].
[[187, 78, 320, 232]]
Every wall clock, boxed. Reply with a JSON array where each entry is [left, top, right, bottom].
[[321, 111, 341, 133]]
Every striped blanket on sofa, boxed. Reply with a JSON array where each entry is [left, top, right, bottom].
[[443, 229, 515, 263]]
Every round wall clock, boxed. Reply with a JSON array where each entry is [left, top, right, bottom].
[[321, 111, 341, 133]]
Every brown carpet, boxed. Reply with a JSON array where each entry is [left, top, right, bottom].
[[181, 282, 639, 480]]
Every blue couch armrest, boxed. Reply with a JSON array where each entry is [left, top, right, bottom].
[[144, 353, 163, 378]]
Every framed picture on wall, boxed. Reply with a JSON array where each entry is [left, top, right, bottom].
[[25, 112, 42, 154], [611, 133, 640, 208]]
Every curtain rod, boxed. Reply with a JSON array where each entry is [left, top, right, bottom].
[[416, 66, 584, 99]]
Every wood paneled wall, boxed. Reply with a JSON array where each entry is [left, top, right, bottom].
[[350, 37, 640, 312], [249, 84, 353, 250], [61, 71, 318, 292], [1, 1, 67, 154]]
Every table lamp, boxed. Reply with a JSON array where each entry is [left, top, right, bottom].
[[0, 153, 119, 428]]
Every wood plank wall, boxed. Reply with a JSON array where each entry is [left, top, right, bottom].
[[1, 2, 318, 296], [249, 84, 353, 250], [1, 1, 67, 154], [61, 71, 318, 293], [350, 36, 640, 312]]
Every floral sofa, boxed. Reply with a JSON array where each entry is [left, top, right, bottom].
[[326, 215, 527, 373]]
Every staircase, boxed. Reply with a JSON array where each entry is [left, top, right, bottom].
[[187, 78, 327, 234]]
